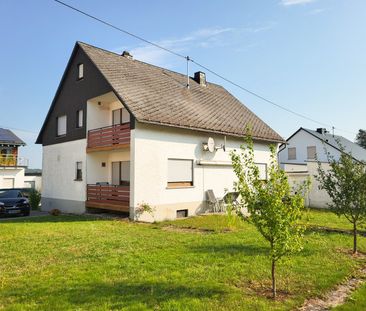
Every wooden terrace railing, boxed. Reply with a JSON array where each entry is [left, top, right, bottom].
[[87, 123, 130, 151], [86, 184, 130, 212]]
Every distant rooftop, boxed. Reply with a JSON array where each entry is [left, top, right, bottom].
[[303, 128, 366, 162], [0, 128, 26, 146]]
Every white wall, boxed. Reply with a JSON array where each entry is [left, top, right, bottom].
[[42, 139, 87, 201], [132, 123, 273, 221], [284, 162, 331, 209], [0, 168, 25, 188], [87, 93, 129, 131], [279, 129, 340, 164], [87, 149, 130, 184], [24, 175, 42, 190]]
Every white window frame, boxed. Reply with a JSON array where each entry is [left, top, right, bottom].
[[75, 161, 82, 181], [77, 63, 84, 80], [167, 159, 193, 188], [288, 147, 296, 160], [255, 163, 268, 181], [57, 115, 67, 137], [77, 109, 83, 128]]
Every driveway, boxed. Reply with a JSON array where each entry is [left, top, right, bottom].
[[0, 210, 48, 221]]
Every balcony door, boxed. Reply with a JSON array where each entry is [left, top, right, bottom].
[[112, 108, 130, 125], [111, 161, 130, 186]]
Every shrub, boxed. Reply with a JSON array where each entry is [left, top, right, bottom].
[[29, 189, 41, 211]]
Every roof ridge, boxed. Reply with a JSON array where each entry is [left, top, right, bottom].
[[77, 41, 225, 88]]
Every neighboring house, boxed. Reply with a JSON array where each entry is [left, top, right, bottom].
[[24, 169, 42, 190], [36, 41, 283, 222], [0, 128, 29, 188], [278, 127, 366, 208]]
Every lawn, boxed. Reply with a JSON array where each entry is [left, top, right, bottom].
[[333, 282, 366, 311], [0, 210, 365, 310]]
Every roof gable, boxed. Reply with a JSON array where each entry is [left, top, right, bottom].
[[283, 127, 366, 162], [77, 42, 283, 143]]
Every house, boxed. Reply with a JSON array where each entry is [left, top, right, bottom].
[[0, 128, 29, 188], [278, 127, 366, 208], [24, 169, 42, 190], [36, 41, 283, 222]]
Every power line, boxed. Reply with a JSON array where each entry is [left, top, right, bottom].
[[53, 0, 187, 60], [0, 125, 38, 135], [53, 0, 357, 137]]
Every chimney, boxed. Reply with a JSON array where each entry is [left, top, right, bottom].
[[122, 51, 133, 60], [194, 71, 206, 87], [316, 128, 327, 134]]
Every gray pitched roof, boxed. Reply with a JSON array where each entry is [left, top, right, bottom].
[[0, 128, 25, 146], [303, 128, 366, 162], [78, 42, 283, 143]]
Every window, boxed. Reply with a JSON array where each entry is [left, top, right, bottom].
[[167, 159, 193, 188], [177, 209, 188, 218], [255, 163, 267, 180], [75, 162, 82, 181], [77, 63, 84, 80], [111, 161, 130, 186], [76, 110, 83, 128], [112, 108, 130, 125], [57, 115, 67, 136], [288, 147, 296, 160], [307, 146, 317, 160]]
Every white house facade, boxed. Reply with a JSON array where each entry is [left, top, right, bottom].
[[278, 127, 366, 208], [37, 42, 283, 222]]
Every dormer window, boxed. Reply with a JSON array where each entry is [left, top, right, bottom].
[[77, 63, 84, 80]]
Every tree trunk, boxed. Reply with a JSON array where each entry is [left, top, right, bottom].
[[353, 222, 358, 255], [272, 259, 276, 299]]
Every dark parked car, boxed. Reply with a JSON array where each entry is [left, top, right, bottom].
[[0, 189, 30, 217]]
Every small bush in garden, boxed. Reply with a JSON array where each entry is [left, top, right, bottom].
[[49, 209, 61, 216], [135, 202, 155, 221], [29, 189, 41, 210]]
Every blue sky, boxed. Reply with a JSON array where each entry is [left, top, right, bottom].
[[1, 0, 365, 168]]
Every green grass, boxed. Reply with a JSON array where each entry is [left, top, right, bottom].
[[332, 282, 366, 310], [0, 212, 365, 310], [302, 208, 355, 231]]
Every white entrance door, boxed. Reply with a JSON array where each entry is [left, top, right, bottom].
[[3, 178, 15, 189]]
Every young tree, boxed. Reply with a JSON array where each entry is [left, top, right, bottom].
[[317, 150, 366, 254], [230, 136, 309, 299], [356, 129, 366, 149]]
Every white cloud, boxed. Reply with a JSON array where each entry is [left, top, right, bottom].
[[113, 24, 274, 67], [307, 8, 326, 15], [280, 0, 316, 6]]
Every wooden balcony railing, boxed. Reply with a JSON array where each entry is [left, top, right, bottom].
[[86, 184, 130, 212], [0, 155, 28, 167], [87, 123, 130, 151]]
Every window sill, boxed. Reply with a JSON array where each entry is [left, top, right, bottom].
[[166, 186, 195, 190], [74, 179, 83, 182]]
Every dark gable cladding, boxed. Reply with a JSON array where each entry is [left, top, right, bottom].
[[36, 44, 112, 145], [37, 41, 283, 145]]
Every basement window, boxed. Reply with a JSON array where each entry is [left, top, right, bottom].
[[167, 159, 193, 188], [75, 161, 82, 181], [176, 209, 188, 218], [56, 115, 67, 136], [77, 63, 84, 80]]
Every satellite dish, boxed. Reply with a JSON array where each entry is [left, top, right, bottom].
[[207, 137, 215, 153]]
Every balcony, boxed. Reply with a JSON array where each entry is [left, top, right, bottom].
[[86, 184, 130, 212], [87, 123, 130, 153], [0, 155, 28, 167]]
